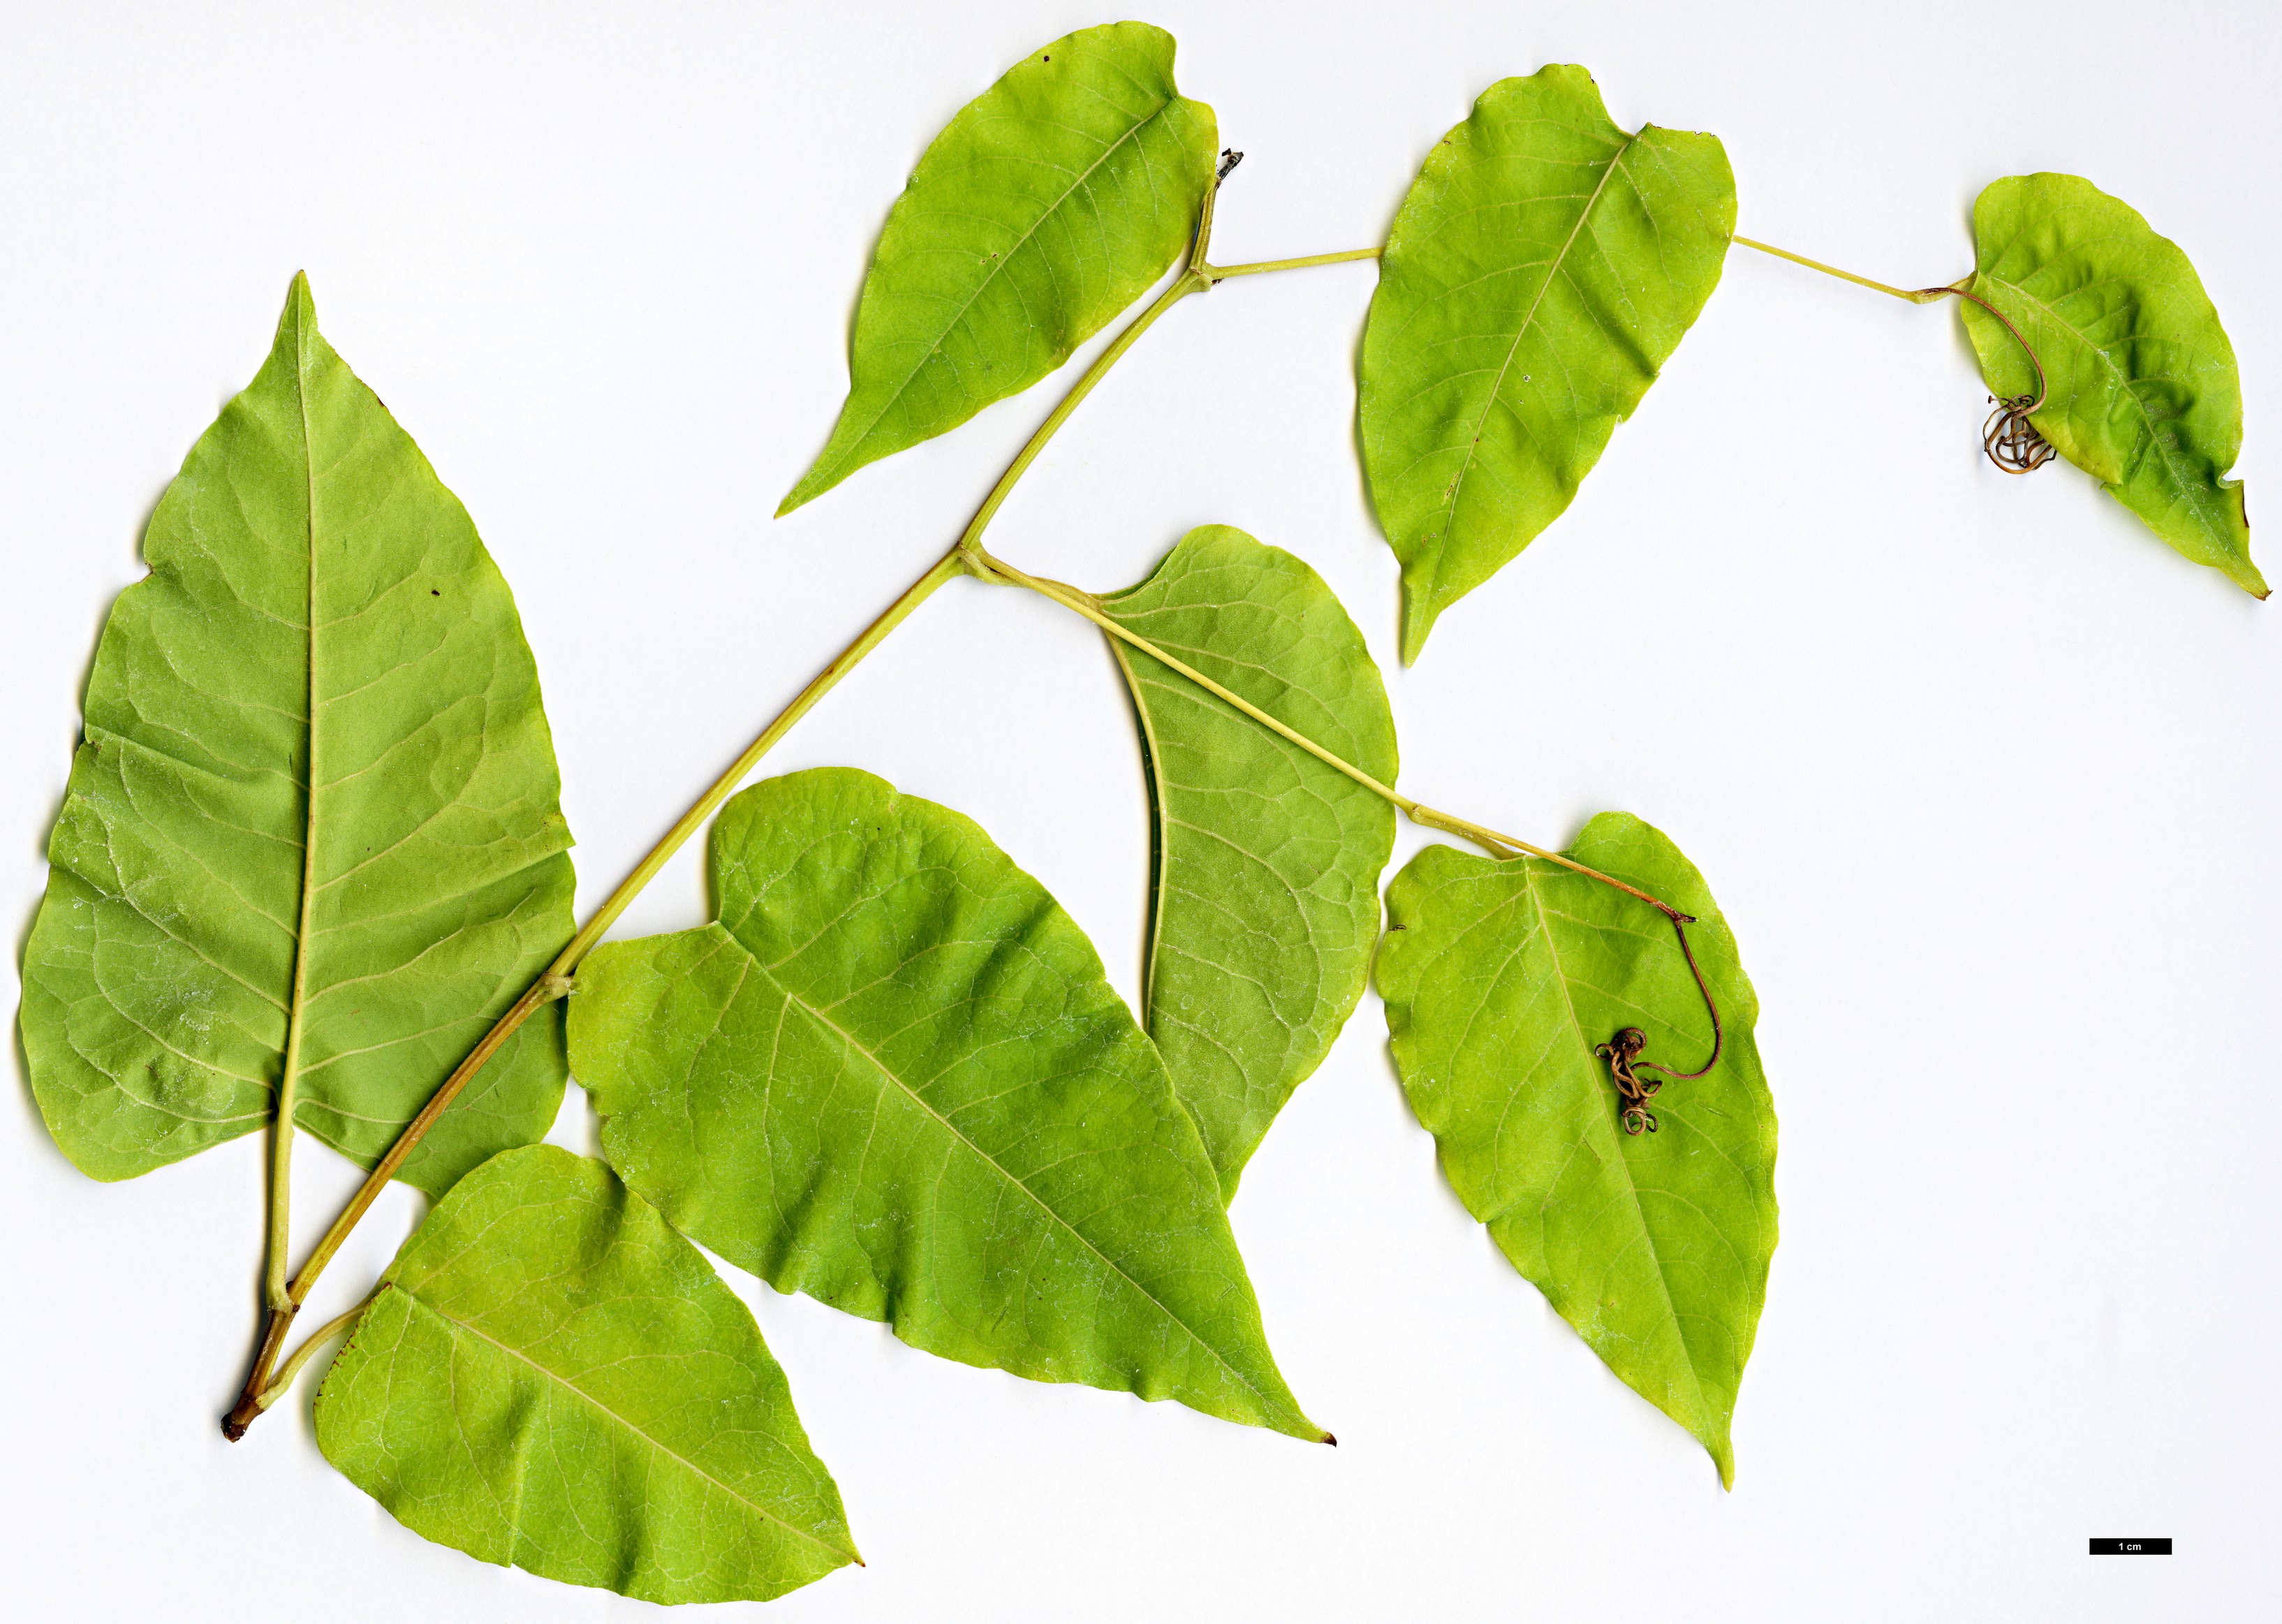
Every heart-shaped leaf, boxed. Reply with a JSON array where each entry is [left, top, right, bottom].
[[568, 767, 1325, 1442], [1360, 65, 1735, 663], [1376, 817, 1777, 1485], [22, 275, 575, 1195], [779, 22, 1216, 514], [1100, 526, 1398, 1197], [316, 1144, 857, 1604], [1964, 172, 2264, 597]]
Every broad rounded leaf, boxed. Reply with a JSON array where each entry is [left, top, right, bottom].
[[778, 22, 1216, 514], [1101, 526, 1398, 1197], [1360, 65, 1735, 663], [1964, 172, 2264, 598], [1376, 818, 1776, 1485], [316, 1144, 857, 1604], [21, 276, 574, 1195], [568, 768, 1325, 1442]]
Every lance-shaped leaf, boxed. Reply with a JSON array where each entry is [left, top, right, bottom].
[[1360, 66, 1735, 663], [778, 22, 1216, 514], [568, 768, 1326, 1442], [20, 275, 574, 1195], [316, 1144, 857, 1604], [1100, 526, 1398, 1197], [1963, 172, 2265, 598], [1376, 818, 1776, 1485]]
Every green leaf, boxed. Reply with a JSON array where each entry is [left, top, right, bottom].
[[1359, 65, 1735, 663], [1376, 818, 1776, 1486], [316, 1144, 857, 1604], [1964, 172, 2265, 598], [20, 275, 575, 1195], [568, 767, 1325, 1443], [1100, 526, 1398, 1197], [778, 22, 1216, 515]]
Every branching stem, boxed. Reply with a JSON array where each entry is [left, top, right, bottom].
[[220, 171, 1556, 1437]]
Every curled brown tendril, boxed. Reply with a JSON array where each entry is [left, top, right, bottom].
[[1920, 284, 2057, 475], [1595, 913, 1725, 1136]]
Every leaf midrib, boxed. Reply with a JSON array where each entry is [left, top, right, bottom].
[[390, 1283, 855, 1564], [1428, 126, 1635, 575], [734, 934, 1297, 1427], [279, 293, 324, 1128], [832, 75, 1178, 477]]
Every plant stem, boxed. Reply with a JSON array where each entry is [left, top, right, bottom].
[[1201, 246, 1382, 281], [1729, 234, 1958, 305], [223, 168, 1280, 1438], [254, 1291, 376, 1414], [961, 543, 1691, 922]]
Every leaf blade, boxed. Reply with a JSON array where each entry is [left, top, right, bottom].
[[1376, 818, 1776, 1484], [1360, 66, 1735, 662], [1101, 526, 1398, 1196], [779, 22, 1216, 514], [1964, 172, 2264, 596], [568, 767, 1324, 1442], [316, 1144, 856, 1604], [21, 276, 575, 1194]]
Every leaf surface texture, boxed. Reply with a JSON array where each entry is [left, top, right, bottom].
[[316, 1144, 857, 1604], [568, 768, 1324, 1442], [1359, 65, 1734, 662], [1376, 818, 1776, 1484], [779, 22, 1216, 512], [21, 276, 574, 1194], [1101, 526, 1397, 1196], [1964, 172, 2263, 596]]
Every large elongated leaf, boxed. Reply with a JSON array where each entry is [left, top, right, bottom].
[[1359, 66, 1735, 663], [568, 768, 1325, 1442], [1100, 526, 1397, 1197], [1964, 172, 2264, 597], [778, 22, 1216, 514], [21, 276, 574, 1195], [316, 1145, 857, 1604], [1376, 818, 1776, 1485]]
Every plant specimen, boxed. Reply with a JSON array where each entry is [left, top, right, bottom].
[[18, 20, 2255, 1604]]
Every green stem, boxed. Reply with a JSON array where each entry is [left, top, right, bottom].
[[222, 169, 1270, 1438], [960, 543, 1691, 922], [1202, 246, 1382, 281], [254, 1292, 377, 1414], [1729, 234, 1958, 305]]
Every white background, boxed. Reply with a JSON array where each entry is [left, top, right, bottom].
[[4, 2, 2276, 1618]]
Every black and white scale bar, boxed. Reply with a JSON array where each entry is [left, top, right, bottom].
[[2089, 1538, 2172, 1556]]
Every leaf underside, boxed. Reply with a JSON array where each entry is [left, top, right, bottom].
[[1102, 526, 1398, 1198], [778, 22, 1216, 514], [568, 768, 1324, 1442], [1359, 64, 1735, 663], [1964, 172, 2264, 598], [21, 275, 575, 1195], [316, 1145, 857, 1604], [1376, 817, 1777, 1486]]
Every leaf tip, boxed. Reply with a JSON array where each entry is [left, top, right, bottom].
[[1320, 1429, 1338, 1447]]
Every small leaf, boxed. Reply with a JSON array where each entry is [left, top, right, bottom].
[[1964, 173, 2264, 597], [21, 275, 574, 1195], [568, 768, 1325, 1442], [1100, 526, 1398, 1197], [316, 1144, 856, 1604], [1360, 66, 1735, 663], [1376, 818, 1776, 1486], [779, 22, 1216, 514]]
